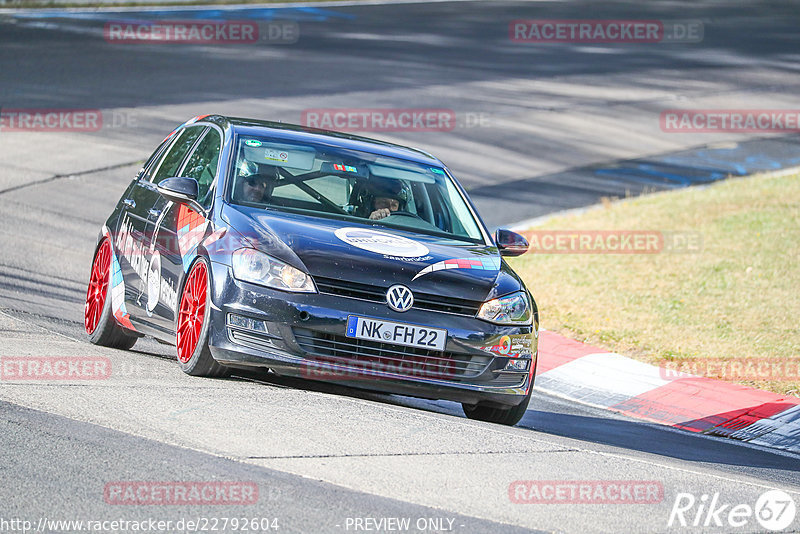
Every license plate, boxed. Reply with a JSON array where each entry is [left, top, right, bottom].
[[346, 316, 447, 351]]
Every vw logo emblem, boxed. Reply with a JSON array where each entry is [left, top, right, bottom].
[[386, 285, 414, 312]]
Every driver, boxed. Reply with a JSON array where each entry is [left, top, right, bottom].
[[238, 161, 279, 204], [370, 196, 401, 220], [365, 178, 410, 220]]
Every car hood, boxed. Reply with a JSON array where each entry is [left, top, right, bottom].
[[222, 205, 524, 302]]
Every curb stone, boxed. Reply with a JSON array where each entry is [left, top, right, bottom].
[[534, 330, 800, 454]]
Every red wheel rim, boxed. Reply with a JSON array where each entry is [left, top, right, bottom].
[[177, 261, 208, 363], [85, 239, 112, 334]]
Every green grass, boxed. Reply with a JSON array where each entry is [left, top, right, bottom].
[[509, 171, 800, 396]]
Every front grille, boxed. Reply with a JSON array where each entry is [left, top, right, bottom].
[[228, 329, 276, 352], [490, 373, 528, 387], [314, 276, 483, 316], [293, 329, 492, 380]]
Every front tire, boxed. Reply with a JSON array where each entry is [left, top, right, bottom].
[[85, 238, 137, 350], [462, 391, 532, 426], [176, 257, 229, 377]]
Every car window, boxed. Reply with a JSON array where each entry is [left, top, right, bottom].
[[138, 137, 173, 182], [150, 126, 205, 185], [229, 136, 485, 243], [181, 128, 222, 208], [272, 175, 350, 206]]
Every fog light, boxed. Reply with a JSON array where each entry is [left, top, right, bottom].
[[504, 359, 529, 371], [227, 313, 268, 333]]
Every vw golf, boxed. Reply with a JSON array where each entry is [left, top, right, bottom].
[[84, 115, 538, 425]]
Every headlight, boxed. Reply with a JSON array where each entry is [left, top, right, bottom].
[[231, 248, 316, 293], [477, 291, 532, 325]]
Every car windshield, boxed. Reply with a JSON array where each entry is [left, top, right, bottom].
[[228, 135, 486, 243]]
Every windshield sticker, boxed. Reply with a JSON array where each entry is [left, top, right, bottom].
[[244, 139, 262, 147], [334, 227, 429, 257], [333, 164, 358, 173], [430, 168, 445, 175], [412, 257, 500, 281], [265, 149, 289, 163]]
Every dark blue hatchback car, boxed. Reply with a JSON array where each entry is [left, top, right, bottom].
[[85, 115, 538, 425]]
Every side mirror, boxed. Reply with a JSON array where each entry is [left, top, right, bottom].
[[495, 228, 529, 257], [157, 177, 204, 214]]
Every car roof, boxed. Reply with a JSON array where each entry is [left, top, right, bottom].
[[195, 114, 444, 167]]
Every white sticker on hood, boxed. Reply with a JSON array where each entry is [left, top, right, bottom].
[[334, 227, 429, 258]]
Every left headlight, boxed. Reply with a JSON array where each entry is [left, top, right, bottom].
[[476, 291, 532, 325], [231, 248, 316, 293]]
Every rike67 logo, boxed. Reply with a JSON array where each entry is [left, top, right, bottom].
[[668, 490, 797, 531]]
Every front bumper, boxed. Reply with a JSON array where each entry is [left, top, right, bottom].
[[206, 261, 538, 407]]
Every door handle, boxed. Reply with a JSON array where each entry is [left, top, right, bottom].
[[123, 198, 136, 209], [148, 209, 162, 218]]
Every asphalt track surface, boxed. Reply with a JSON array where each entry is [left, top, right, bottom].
[[1, 1, 799, 533]]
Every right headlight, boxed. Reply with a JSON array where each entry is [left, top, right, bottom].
[[231, 248, 316, 293], [477, 291, 532, 325]]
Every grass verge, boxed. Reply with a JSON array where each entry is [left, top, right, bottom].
[[509, 170, 800, 396]]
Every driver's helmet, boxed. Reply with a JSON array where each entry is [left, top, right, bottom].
[[358, 177, 410, 216]]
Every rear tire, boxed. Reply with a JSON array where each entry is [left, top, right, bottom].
[[176, 257, 229, 378], [85, 238, 138, 350], [462, 391, 531, 426]]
